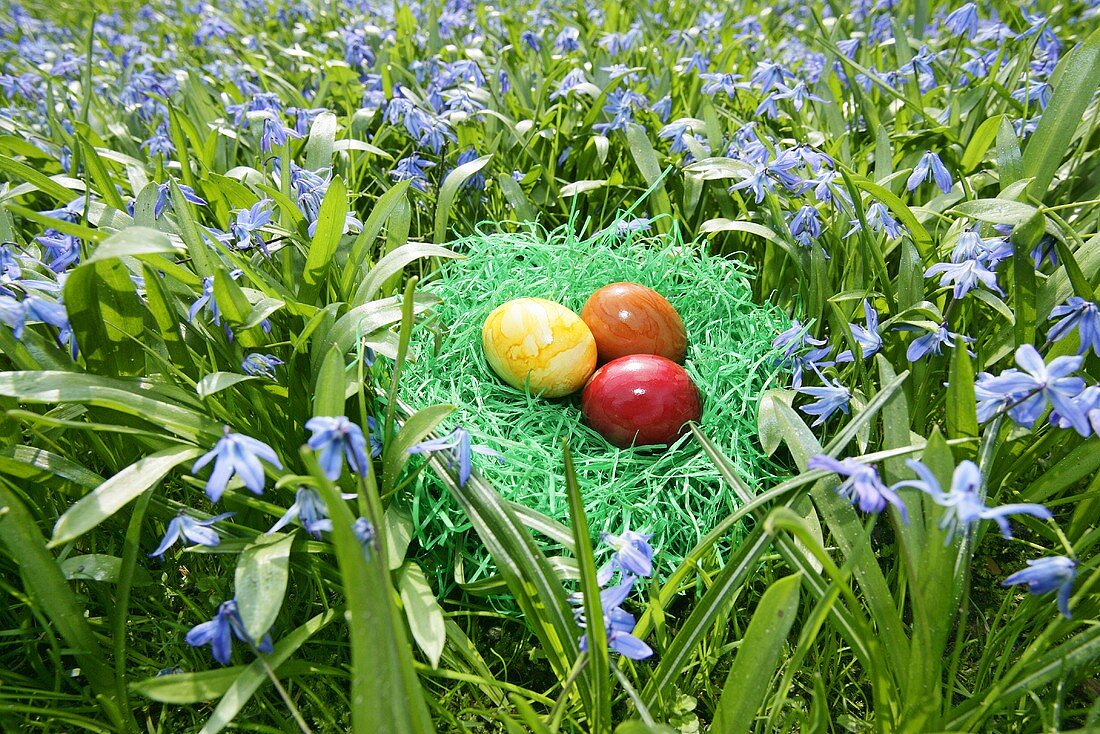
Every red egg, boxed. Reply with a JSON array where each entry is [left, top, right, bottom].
[[581, 354, 702, 448], [581, 282, 687, 363]]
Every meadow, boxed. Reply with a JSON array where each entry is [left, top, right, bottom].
[[0, 0, 1098, 731]]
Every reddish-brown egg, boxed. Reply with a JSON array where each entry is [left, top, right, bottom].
[[581, 282, 687, 363], [581, 354, 702, 448]]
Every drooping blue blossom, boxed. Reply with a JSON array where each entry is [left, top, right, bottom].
[[773, 320, 832, 388], [1003, 556, 1077, 619], [905, 322, 974, 362], [894, 459, 1052, 542], [185, 599, 273, 665], [596, 529, 654, 585], [1049, 385, 1100, 437], [836, 301, 882, 362], [149, 511, 234, 557], [0, 293, 70, 341], [305, 416, 373, 481], [409, 426, 501, 487], [141, 128, 175, 158], [951, 230, 1012, 267], [699, 72, 747, 98], [390, 154, 436, 192], [944, 3, 980, 39], [973, 344, 1088, 434], [807, 455, 907, 521], [1047, 297, 1100, 356], [192, 428, 283, 502], [846, 201, 904, 240], [230, 199, 273, 253], [154, 182, 206, 219], [797, 376, 852, 426], [907, 151, 953, 193], [925, 258, 1002, 299], [788, 205, 822, 247], [241, 353, 284, 379], [553, 26, 580, 53], [773, 81, 823, 110], [658, 119, 706, 154], [306, 210, 364, 238], [34, 231, 81, 271], [268, 486, 343, 538], [352, 516, 377, 559], [258, 115, 302, 152], [40, 196, 88, 223]]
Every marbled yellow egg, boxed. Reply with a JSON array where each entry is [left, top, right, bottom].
[[482, 298, 597, 397]]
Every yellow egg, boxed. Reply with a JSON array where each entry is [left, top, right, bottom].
[[482, 298, 597, 397]]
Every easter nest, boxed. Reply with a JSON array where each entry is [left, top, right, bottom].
[[401, 217, 791, 594]]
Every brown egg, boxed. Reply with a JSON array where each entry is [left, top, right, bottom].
[[580, 283, 687, 363]]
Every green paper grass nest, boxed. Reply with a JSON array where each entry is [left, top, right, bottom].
[[402, 219, 791, 588]]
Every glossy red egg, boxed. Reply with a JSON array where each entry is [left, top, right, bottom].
[[581, 354, 702, 448], [581, 282, 687, 363]]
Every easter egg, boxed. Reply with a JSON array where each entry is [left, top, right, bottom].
[[482, 298, 597, 397], [581, 354, 702, 448], [581, 282, 687, 363]]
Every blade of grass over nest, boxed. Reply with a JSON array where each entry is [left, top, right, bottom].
[[302, 448, 435, 734], [434, 154, 491, 243], [563, 441, 610, 733], [711, 574, 801, 732]]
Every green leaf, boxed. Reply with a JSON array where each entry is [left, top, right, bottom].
[[85, 226, 179, 263], [63, 257, 146, 376], [0, 153, 78, 202], [314, 346, 348, 417], [563, 442, 611, 732], [1011, 210, 1044, 347], [60, 553, 152, 585], [496, 172, 537, 221], [304, 111, 337, 171], [434, 154, 491, 243], [712, 574, 801, 731], [961, 115, 1004, 171], [946, 342, 978, 441], [1023, 28, 1100, 201], [0, 445, 103, 490], [352, 241, 460, 306], [300, 175, 348, 303], [759, 389, 795, 457], [397, 562, 447, 668], [996, 117, 1024, 188], [341, 180, 411, 297], [624, 124, 672, 232], [170, 180, 218, 277], [196, 372, 257, 399], [234, 533, 294, 641], [953, 199, 1040, 227], [385, 501, 415, 571], [50, 445, 203, 547]]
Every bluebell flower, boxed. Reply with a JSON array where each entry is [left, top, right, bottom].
[[305, 416, 373, 480], [925, 258, 1002, 299], [520, 29, 541, 51], [306, 210, 364, 238], [390, 154, 436, 192], [945, 3, 980, 39], [409, 426, 501, 487], [773, 320, 832, 388], [729, 165, 777, 203], [894, 459, 1051, 542], [751, 61, 792, 92], [553, 26, 580, 53], [33, 231, 80, 271], [0, 244, 22, 286], [1048, 297, 1100, 357], [40, 196, 88, 223], [847, 202, 904, 240], [836, 301, 882, 362], [788, 205, 822, 247], [352, 516, 377, 559], [773, 81, 823, 110], [241, 353, 284, 379], [185, 599, 273, 665], [797, 376, 851, 426], [550, 68, 590, 100], [154, 182, 206, 219], [574, 579, 653, 660], [974, 344, 1088, 434], [193, 428, 282, 502], [259, 115, 302, 152], [906, 151, 953, 194], [141, 128, 175, 158], [0, 294, 70, 341], [905, 323, 974, 362], [951, 230, 1012, 267], [808, 455, 907, 521], [230, 199, 273, 253], [1003, 556, 1077, 619], [267, 486, 344, 538], [596, 529, 654, 585], [149, 511, 234, 557], [1049, 386, 1100, 436], [699, 72, 747, 98], [658, 119, 705, 154]]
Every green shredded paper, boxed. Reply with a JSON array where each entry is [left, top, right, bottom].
[[402, 219, 791, 589]]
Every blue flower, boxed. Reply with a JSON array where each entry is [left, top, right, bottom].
[[193, 429, 282, 502], [788, 205, 822, 247], [925, 258, 1002, 299], [944, 3, 979, 39], [352, 517, 377, 559], [230, 199, 273, 252], [305, 416, 373, 481], [390, 154, 436, 192], [574, 579, 653, 660], [409, 426, 501, 487], [906, 151, 953, 194], [894, 459, 1051, 542], [974, 344, 1088, 434], [729, 165, 776, 203], [0, 294, 70, 340], [154, 182, 206, 219], [808, 455, 907, 521], [1002, 556, 1077, 619], [797, 376, 851, 426], [847, 202, 904, 240], [1048, 297, 1100, 357], [268, 486, 343, 538], [905, 323, 973, 362], [951, 230, 1012, 267], [241, 353, 284, 379], [149, 511, 234, 557], [836, 301, 882, 363], [34, 231, 81, 271], [596, 529, 654, 585], [258, 115, 302, 152], [699, 72, 747, 98], [1049, 386, 1100, 436], [185, 599, 273, 665]]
